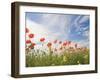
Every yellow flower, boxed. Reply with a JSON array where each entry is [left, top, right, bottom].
[[63, 56, 67, 62], [77, 61, 80, 64]]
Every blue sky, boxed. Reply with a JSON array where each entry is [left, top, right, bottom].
[[26, 12, 90, 47]]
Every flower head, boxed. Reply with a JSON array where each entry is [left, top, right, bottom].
[[54, 40, 57, 44], [47, 42, 52, 47], [26, 28, 29, 33], [32, 43, 36, 46], [63, 41, 67, 46], [29, 43, 36, 49], [59, 41, 62, 44], [28, 34, 34, 38], [26, 40, 31, 44], [68, 41, 71, 45], [75, 43, 77, 48], [40, 38, 45, 42], [77, 61, 80, 64], [63, 56, 67, 62]]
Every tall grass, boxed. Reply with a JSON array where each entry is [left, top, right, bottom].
[[25, 27, 89, 67], [26, 49, 89, 67]]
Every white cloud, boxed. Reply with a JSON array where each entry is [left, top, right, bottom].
[[74, 16, 81, 27], [39, 14, 71, 40], [79, 16, 89, 24], [73, 16, 89, 32], [71, 15, 89, 48], [26, 19, 66, 44], [26, 19, 49, 43]]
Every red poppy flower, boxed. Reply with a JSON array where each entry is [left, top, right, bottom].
[[75, 43, 77, 48], [29, 43, 36, 49], [54, 40, 57, 44], [47, 42, 52, 47], [68, 41, 71, 45], [26, 28, 29, 33], [26, 40, 31, 44], [63, 42, 67, 46], [59, 41, 62, 44], [32, 43, 36, 46], [40, 38, 45, 42], [28, 34, 34, 38]]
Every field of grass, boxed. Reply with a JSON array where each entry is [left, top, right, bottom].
[[25, 27, 90, 67], [26, 49, 89, 67]]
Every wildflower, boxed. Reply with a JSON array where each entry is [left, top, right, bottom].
[[26, 28, 29, 33], [47, 42, 52, 54], [68, 41, 71, 45], [28, 33, 34, 38], [32, 43, 36, 46], [29, 43, 36, 49], [26, 40, 31, 44], [63, 56, 67, 62], [40, 38, 45, 42], [77, 61, 80, 64], [63, 42, 67, 46], [54, 40, 57, 44], [75, 43, 77, 48], [59, 41, 62, 44], [47, 42, 52, 47]]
